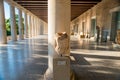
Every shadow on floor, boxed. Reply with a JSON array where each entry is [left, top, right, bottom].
[[70, 53, 120, 80]]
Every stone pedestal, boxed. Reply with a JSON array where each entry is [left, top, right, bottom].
[[44, 57, 70, 80], [53, 57, 70, 80]]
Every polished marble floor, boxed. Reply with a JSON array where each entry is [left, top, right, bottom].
[[0, 35, 48, 80], [70, 36, 120, 80], [0, 35, 120, 80]]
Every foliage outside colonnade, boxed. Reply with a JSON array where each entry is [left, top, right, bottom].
[[5, 15, 24, 36]]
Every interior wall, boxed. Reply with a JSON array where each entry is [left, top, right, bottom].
[[71, 0, 120, 40]]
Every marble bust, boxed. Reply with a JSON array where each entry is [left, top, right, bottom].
[[55, 32, 69, 56]]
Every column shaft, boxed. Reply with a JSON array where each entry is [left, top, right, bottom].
[[29, 15, 32, 37], [48, 0, 71, 71], [0, 0, 7, 44], [24, 12, 28, 38], [34, 17, 36, 36], [31, 16, 34, 37], [34, 17, 37, 36], [10, 5, 17, 41], [18, 9, 24, 40], [37, 18, 39, 35], [40, 21, 44, 35], [38, 20, 41, 35]]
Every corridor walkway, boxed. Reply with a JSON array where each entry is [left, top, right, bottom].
[[0, 35, 120, 80], [71, 36, 120, 80], [0, 35, 48, 80]]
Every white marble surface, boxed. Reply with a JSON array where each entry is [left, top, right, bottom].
[[0, 35, 48, 80]]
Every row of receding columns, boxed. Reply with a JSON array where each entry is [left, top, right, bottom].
[[0, 0, 44, 44]]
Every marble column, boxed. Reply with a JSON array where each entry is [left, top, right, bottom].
[[40, 21, 44, 35], [31, 16, 34, 37], [37, 18, 39, 35], [28, 15, 31, 37], [10, 5, 17, 41], [35, 17, 37, 36], [0, 0, 7, 44], [24, 12, 28, 38], [31, 15, 33, 37], [38, 19, 41, 35], [18, 9, 24, 40], [47, 0, 71, 77]]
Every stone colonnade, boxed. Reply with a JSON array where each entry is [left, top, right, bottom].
[[0, 0, 46, 44]]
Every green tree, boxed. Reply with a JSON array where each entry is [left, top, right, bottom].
[[5, 14, 24, 36], [5, 18, 11, 36]]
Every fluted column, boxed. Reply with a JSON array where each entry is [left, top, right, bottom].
[[24, 12, 28, 38], [34, 17, 37, 36], [10, 5, 17, 41], [0, 0, 7, 44], [31, 16, 34, 37], [30, 15, 33, 37], [40, 21, 44, 35], [48, 0, 71, 74], [18, 9, 24, 40], [37, 18, 39, 36], [38, 19, 41, 35], [28, 15, 31, 37]]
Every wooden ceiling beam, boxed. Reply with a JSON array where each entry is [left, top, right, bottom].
[[15, 1, 47, 3], [71, 3, 96, 6], [23, 6, 47, 8], [21, 4, 47, 6], [21, 4, 96, 6], [13, 0, 101, 22], [71, 1, 100, 3], [26, 8, 48, 11], [14, 0, 47, 1]]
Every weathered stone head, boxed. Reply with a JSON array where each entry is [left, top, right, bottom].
[[55, 32, 69, 56]]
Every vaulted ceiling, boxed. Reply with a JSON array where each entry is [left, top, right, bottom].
[[13, 0, 101, 22]]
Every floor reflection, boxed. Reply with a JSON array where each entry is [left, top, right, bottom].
[[0, 35, 48, 80], [0, 35, 120, 80], [71, 36, 120, 80]]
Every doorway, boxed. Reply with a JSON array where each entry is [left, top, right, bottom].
[[110, 11, 120, 42], [90, 18, 96, 37]]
